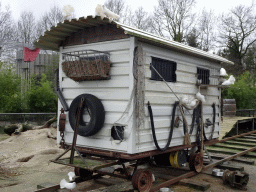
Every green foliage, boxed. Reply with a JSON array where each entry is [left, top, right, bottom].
[[222, 71, 256, 109], [26, 74, 57, 112], [0, 126, 5, 134], [0, 62, 57, 113], [0, 62, 24, 112], [45, 53, 59, 85]]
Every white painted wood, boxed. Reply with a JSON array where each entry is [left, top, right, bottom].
[[62, 39, 130, 53], [58, 39, 133, 152], [62, 89, 130, 101], [144, 105, 219, 117], [142, 43, 220, 68], [128, 37, 136, 154], [134, 41, 221, 153], [58, 37, 222, 155], [64, 132, 129, 153], [62, 76, 130, 89]]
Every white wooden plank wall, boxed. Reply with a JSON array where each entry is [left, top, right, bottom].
[[136, 42, 221, 153], [59, 39, 132, 152]]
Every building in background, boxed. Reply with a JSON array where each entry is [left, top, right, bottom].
[[16, 49, 58, 83]]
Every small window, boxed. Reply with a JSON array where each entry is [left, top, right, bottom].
[[197, 67, 210, 84], [151, 57, 177, 82]]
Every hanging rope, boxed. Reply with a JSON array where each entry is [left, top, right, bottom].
[[150, 63, 180, 101]]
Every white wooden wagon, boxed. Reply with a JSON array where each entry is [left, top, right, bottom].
[[35, 15, 233, 191]]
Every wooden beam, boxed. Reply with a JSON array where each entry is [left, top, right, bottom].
[[179, 179, 210, 191]]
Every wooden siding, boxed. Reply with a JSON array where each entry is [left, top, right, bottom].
[[57, 37, 222, 155], [57, 38, 134, 153], [135, 42, 221, 153], [61, 24, 129, 47]]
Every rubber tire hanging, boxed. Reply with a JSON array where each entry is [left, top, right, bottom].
[[148, 101, 179, 151], [69, 94, 105, 137]]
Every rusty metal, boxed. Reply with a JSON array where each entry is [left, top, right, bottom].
[[72, 139, 218, 160], [206, 130, 256, 145], [178, 102, 191, 146], [223, 170, 249, 190], [59, 108, 66, 149], [132, 169, 153, 192], [53, 130, 256, 171], [94, 170, 129, 180], [174, 116, 181, 128], [150, 170, 197, 192], [150, 137, 256, 192], [70, 97, 84, 164], [59, 108, 66, 132], [35, 184, 60, 192], [189, 153, 203, 173], [74, 167, 93, 180], [53, 146, 71, 162], [203, 145, 256, 170], [34, 173, 101, 192], [200, 102, 204, 157]]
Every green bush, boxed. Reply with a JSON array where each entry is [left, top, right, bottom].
[[0, 126, 5, 134], [0, 62, 24, 112], [26, 74, 57, 112], [222, 71, 256, 109]]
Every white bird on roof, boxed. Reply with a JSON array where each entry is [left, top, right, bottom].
[[60, 179, 76, 191], [196, 92, 206, 103], [95, 4, 120, 20], [220, 68, 228, 76], [68, 172, 75, 181], [222, 75, 236, 86]]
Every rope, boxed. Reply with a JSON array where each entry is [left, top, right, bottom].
[[150, 63, 180, 101], [148, 101, 179, 151]]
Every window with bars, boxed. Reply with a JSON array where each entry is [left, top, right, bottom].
[[151, 57, 177, 82], [197, 67, 210, 84]]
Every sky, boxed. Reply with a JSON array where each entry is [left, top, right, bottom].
[[1, 0, 254, 22]]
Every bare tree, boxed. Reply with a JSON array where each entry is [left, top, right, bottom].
[[0, 3, 20, 63], [18, 11, 37, 45], [218, 3, 256, 66], [186, 28, 200, 48], [104, 0, 126, 16], [197, 9, 216, 51], [0, 3, 12, 54], [0, 3, 12, 41], [132, 7, 152, 31], [121, 5, 133, 26], [37, 5, 64, 38], [151, 0, 196, 42]]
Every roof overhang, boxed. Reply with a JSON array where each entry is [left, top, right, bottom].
[[35, 15, 233, 65]]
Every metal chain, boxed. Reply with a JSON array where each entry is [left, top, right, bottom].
[[59, 108, 67, 149], [60, 131, 65, 148]]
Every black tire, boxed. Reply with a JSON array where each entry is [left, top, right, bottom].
[[69, 94, 105, 137]]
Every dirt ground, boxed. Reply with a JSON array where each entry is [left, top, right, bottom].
[[0, 128, 255, 192], [0, 128, 74, 192]]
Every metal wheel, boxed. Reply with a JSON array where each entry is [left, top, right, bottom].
[[189, 153, 203, 173], [132, 169, 153, 192], [74, 167, 93, 180]]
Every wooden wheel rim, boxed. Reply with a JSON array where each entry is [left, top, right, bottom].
[[132, 169, 153, 192]]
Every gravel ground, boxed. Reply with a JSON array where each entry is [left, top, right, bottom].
[[0, 130, 255, 192]]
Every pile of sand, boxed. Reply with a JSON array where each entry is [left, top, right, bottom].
[[0, 128, 63, 169], [0, 128, 75, 192]]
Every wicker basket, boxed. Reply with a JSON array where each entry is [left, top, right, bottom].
[[62, 59, 111, 81]]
